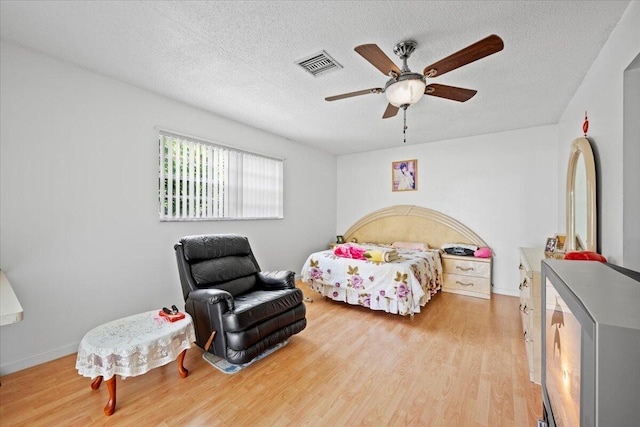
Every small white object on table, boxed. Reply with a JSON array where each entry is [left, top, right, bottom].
[[0, 270, 24, 326], [75, 310, 195, 416]]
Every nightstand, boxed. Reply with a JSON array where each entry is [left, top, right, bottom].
[[441, 253, 492, 299]]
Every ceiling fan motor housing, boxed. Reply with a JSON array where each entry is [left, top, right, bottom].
[[393, 40, 417, 60]]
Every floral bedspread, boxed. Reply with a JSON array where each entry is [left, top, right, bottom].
[[300, 244, 443, 316]]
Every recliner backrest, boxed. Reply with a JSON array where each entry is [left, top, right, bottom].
[[179, 234, 261, 296]]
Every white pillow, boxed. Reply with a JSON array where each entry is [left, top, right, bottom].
[[391, 241, 429, 251]]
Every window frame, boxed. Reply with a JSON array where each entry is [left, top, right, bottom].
[[158, 129, 284, 221]]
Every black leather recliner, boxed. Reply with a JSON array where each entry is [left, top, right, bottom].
[[174, 234, 307, 364]]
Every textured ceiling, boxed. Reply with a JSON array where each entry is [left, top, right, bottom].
[[0, 1, 631, 155]]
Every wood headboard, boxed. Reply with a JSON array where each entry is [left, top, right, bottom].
[[343, 205, 488, 249]]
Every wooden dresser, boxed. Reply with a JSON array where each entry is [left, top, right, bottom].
[[518, 247, 545, 384], [441, 254, 492, 299]]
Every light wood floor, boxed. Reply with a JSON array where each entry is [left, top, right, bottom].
[[0, 284, 542, 426]]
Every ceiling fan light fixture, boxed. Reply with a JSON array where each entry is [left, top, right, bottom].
[[385, 77, 426, 107]]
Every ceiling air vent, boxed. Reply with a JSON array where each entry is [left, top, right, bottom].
[[295, 50, 342, 77]]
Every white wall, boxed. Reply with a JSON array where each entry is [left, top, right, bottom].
[[556, 1, 640, 266], [0, 41, 337, 375], [337, 125, 559, 296]]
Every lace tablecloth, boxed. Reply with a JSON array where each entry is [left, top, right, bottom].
[[75, 310, 195, 380]]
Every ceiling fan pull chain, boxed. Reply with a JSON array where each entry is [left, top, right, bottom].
[[403, 107, 407, 143]]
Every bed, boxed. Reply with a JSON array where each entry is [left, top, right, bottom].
[[301, 243, 442, 315], [300, 205, 489, 316]]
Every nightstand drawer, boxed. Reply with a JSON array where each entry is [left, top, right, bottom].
[[443, 273, 490, 294], [442, 257, 490, 278]]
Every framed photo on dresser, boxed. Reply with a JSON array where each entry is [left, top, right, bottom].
[[545, 237, 557, 253]]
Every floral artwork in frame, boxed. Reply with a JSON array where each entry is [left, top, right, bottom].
[[392, 159, 417, 192]]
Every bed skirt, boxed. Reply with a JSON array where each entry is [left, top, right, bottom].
[[305, 278, 440, 316]]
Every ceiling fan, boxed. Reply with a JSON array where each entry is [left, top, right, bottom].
[[325, 34, 504, 120]]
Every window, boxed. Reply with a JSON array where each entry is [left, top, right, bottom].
[[158, 131, 283, 220]]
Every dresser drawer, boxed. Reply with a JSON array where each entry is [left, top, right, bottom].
[[519, 296, 533, 319], [443, 273, 490, 295], [519, 309, 528, 334], [519, 274, 532, 299], [519, 262, 530, 296], [442, 257, 491, 278], [524, 329, 534, 373]]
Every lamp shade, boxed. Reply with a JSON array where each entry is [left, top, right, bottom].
[[385, 78, 426, 107]]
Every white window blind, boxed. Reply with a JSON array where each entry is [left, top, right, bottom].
[[158, 131, 283, 221]]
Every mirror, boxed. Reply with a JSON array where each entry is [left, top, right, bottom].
[[566, 137, 597, 251]]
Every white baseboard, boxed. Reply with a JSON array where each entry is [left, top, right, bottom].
[[491, 286, 520, 297], [0, 342, 79, 376]]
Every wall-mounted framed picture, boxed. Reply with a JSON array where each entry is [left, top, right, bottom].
[[392, 159, 417, 192]]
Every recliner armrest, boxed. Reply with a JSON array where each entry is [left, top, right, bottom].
[[256, 271, 295, 290], [187, 288, 235, 311]]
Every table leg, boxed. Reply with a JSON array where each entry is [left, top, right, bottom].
[[104, 377, 116, 416], [177, 349, 189, 378], [90, 376, 103, 390]]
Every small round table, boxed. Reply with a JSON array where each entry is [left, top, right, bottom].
[[75, 310, 195, 416]]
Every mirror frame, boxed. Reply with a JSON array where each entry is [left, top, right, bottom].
[[566, 137, 597, 252]]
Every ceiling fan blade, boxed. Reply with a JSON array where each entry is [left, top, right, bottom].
[[354, 44, 401, 76], [325, 87, 383, 101], [425, 84, 477, 102], [423, 34, 504, 78], [382, 103, 399, 119]]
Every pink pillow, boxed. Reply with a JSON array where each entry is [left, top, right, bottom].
[[391, 241, 429, 251], [474, 247, 492, 258], [333, 244, 367, 260]]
